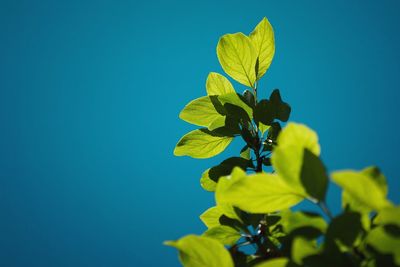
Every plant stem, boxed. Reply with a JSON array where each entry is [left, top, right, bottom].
[[254, 149, 263, 173], [318, 201, 333, 220]]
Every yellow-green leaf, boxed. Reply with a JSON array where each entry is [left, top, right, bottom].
[[216, 171, 304, 214], [291, 237, 319, 265], [255, 258, 289, 267], [280, 210, 327, 234], [331, 170, 392, 211], [206, 72, 235, 95], [200, 206, 224, 228], [275, 122, 320, 155], [214, 168, 246, 221], [218, 92, 253, 119], [208, 116, 226, 131], [259, 122, 270, 136], [174, 129, 234, 159], [365, 226, 400, 265], [203, 225, 241, 246], [250, 17, 275, 80], [200, 169, 217, 192], [374, 206, 400, 226], [217, 33, 257, 88], [271, 123, 321, 197], [179, 96, 224, 127], [164, 235, 234, 267]]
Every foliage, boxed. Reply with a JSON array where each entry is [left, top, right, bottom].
[[165, 17, 400, 267]]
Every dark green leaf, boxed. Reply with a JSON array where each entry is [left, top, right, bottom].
[[326, 212, 362, 248], [242, 90, 256, 109], [269, 89, 291, 122], [209, 157, 254, 182], [254, 99, 275, 125], [300, 149, 329, 201], [267, 122, 281, 141]]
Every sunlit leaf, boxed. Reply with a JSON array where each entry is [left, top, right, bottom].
[[218, 92, 253, 120], [254, 258, 289, 267], [365, 225, 400, 265], [179, 96, 224, 127], [292, 237, 319, 265], [203, 225, 241, 246], [217, 33, 257, 87], [240, 145, 251, 160], [259, 122, 270, 136], [216, 171, 304, 214], [165, 235, 234, 267], [174, 129, 234, 159], [374, 206, 400, 227], [200, 169, 217, 192], [208, 116, 226, 131], [200, 206, 224, 229], [331, 170, 392, 211], [280, 210, 327, 234], [249, 17, 275, 80], [206, 72, 235, 95], [271, 123, 321, 198], [275, 122, 320, 155], [343, 166, 388, 215], [214, 168, 247, 221]]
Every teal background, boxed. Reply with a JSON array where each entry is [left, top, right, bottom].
[[1, 0, 399, 266]]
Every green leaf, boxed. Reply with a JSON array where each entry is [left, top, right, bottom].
[[203, 225, 241, 246], [216, 171, 304, 214], [217, 33, 257, 87], [300, 149, 329, 201], [365, 225, 400, 265], [291, 237, 319, 265], [325, 212, 363, 248], [240, 145, 251, 160], [208, 116, 226, 131], [280, 210, 328, 234], [218, 93, 253, 120], [200, 206, 224, 229], [362, 166, 388, 196], [254, 258, 289, 267], [343, 166, 388, 215], [259, 122, 270, 136], [215, 167, 246, 222], [200, 169, 217, 192], [275, 122, 320, 155], [209, 157, 253, 183], [165, 235, 234, 267], [242, 89, 256, 109], [174, 129, 234, 159], [214, 168, 247, 221], [254, 90, 291, 126], [374, 206, 400, 227], [254, 99, 275, 126], [331, 170, 392, 211], [249, 17, 275, 80], [179, 96, 224, 127], [206, 72, 235, 95], [269, 89, 291, 122], [271, 123, 321, 198]]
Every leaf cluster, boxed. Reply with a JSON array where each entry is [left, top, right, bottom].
[[166, 18, 400, 267]]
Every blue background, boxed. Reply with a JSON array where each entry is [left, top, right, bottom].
[[1, 0, 399, 266]]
